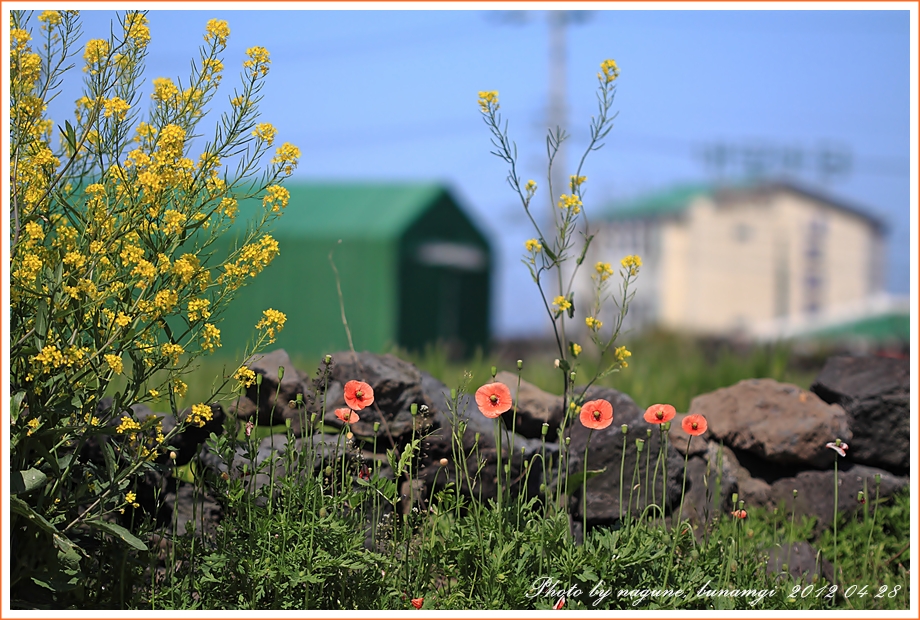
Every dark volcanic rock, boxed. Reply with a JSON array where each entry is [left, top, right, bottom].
[[689, 379, 851, 469], [811, 355, 910, 472]]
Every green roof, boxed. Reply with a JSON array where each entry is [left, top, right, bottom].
[[235, 182, 448, 240], [599, 179, 886, 231], [807, 312, 910, 342], [600, 183, 712, 221]]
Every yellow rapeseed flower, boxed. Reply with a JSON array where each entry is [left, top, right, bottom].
[[614, 345, 632, 368], [83, 39, 109, 69], [201, 323, 221, 352], [116, 415, 141, 434], [570, 175, 587, 191], [595, 261, 614, 282], [557, 194, 582, 214], [571, 342, 582, 358], [104, 354, 123, 375], [477, 90, 499, 113], [524, 239, 542, 253], [255, 308, 287, 343], [38, 11, 62, 27], [205, 19, 230, 46], [252, 123, 277, 145], [552, 295, 572, 314], [188, 403, 213, 427], [262, 185, 289, 212], [621, 254, 642, 277], [599, 59, 620, 83], [585, 316, 603, 331]]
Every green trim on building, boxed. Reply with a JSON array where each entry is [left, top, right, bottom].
[[806, 312, 910, 342]]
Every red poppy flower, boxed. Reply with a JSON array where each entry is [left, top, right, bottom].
[[335, 407, 359, 424], [344, 380, 374, 411], [644, 403, 676, 424], [411, 597, 424, 610], [475, 382, 513, 418], [579, 399, 614, 430], [681, 413, 708, 436], [732, 509, 747, 519], [553, 597, 565, 610]]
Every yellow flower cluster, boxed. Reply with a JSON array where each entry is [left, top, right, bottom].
[[621, 254, 642, 277], [571, 342, 582, 357], [116, 415, 141, 434], [524, 238, 542, 253], [234, 366, 256, 389], [477, 90, 499, 113], [104, 353, 124, 374], [599, 59, 620, 83], [557, 194, 582, 214], [161, 342, 184, 365], [124, 12, 150, 47], [271, 142, 301, 176], [252, 123, 277, 145], [552, 295, 572, 314], [220, 235, 280, 290], [125, 491, 140, 509], [244, 46, 270, 76], [205, 18, 230, 46], [201, 323, 221, 352], [255, 308, 287, 343], [570, 175, 586, 191], [188, 403, 213, 428], [585, 316, 603, 331], [614, 345, 632, 368], [262, 184, 289, 212], [38, 10, 62, 27], [187, 298, 211, 321], [83, 38, 109, 70], [595, 261, 614, 281]]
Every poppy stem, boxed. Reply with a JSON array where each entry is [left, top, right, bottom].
[[833, 452, 838, 585], [494, 417, 503, 533], [583, 429, 593, 544]]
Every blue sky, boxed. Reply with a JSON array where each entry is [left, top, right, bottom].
[[64, 7, 913, 337]]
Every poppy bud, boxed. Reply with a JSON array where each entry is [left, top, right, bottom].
[[256, 373, 263, 386], [374, 421, 380, 433], [569, 371, 576, 383], [565, 437, 570, 446], [662, 421, 671, 431], [491, 366, 497, 378], [324, 354, 332, 365], [325, 466, 332, 476], [450, 388, 457, 400], [311, 411, 318, 423], [411, 403, 418, 416], [474, 432, 480, 443], [439, 458, 448, 467], [296, 393, 304, 404], [636, 438, 645, 452], [875, 473, 881, 484], [793, 489, 798, 498], [517, 359, 523, 370], [169, 451, 177, 460], [277, 366, 284, 380], [646, 428, 652, 438], [621, 424, 628, 435], [732, 493, 738, 503], [285, 418, 292, 429], [541, 422, 549, 436]]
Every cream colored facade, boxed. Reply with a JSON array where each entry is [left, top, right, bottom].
[[573, 181, 886, 339]]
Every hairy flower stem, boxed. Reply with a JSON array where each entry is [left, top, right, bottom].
[[582, 429, 594, 543], [833, 453, 839, 585]]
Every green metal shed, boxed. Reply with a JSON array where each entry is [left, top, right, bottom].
[[216, 182, 492, 359]]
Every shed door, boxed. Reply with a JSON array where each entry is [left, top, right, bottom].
[[399, 241, 489, 356]]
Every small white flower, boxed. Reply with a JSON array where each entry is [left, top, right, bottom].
[[826, 441, 848, 457]]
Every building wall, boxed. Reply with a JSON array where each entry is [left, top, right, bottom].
[[587, 186, 883, 338]]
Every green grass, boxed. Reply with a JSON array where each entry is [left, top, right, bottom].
[[79, 333, 906, 611]]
